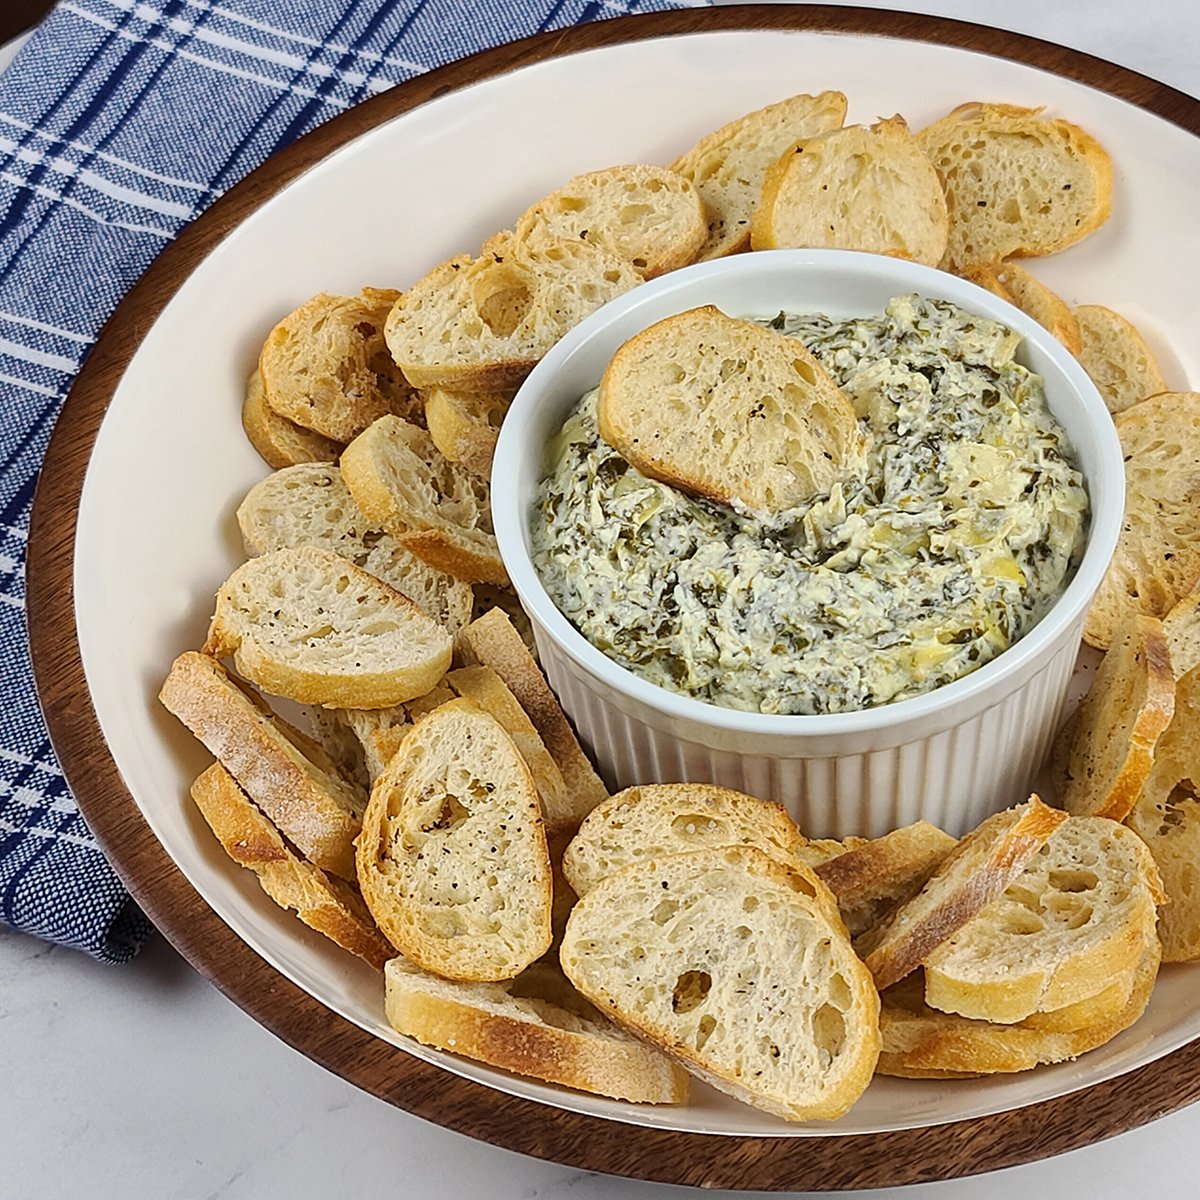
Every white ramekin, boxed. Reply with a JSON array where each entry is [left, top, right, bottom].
[[491, 250, 1124, 837]]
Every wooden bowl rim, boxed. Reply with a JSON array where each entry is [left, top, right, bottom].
[[27, 6, 1200, 1190]]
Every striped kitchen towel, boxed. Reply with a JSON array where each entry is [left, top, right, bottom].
[[0, 0, 709, 964]]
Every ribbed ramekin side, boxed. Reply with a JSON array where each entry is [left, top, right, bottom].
[[532, 622, 1081, 838]]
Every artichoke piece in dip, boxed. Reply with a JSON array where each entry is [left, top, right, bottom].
[[531, 295, 1089, 716]]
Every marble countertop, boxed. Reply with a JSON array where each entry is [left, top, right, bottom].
[[5, 1, 1200, 1196]]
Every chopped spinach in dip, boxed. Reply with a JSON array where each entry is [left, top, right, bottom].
[[531, 295, 1089, 715]]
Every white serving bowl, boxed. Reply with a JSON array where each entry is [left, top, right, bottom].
[[492, 249, 1123, 837]]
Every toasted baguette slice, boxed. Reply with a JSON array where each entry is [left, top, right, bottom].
[[1084, 393, 1200, 648], [814, 822, 957, 938], [1074, 305, 1169, 414], [159, 652, 364, 878], [191, 763, 390, 969], [456, 608, 608, 826], [513, 164, 706, 279], [916, 103, 1113, 270], [445, 665, 572, 835], [356, 698, 552, 981], [384, 236, 641, 393], [422, 387, 512, 478], [204, 547, 453, 709], [561, 782, 809, 900], [560, 846, 880, 1122], [860, 796, 1067, 990], [922, 817, 1163, 1022], [384, 956, 688, 1103], [751, 116, 948, 266], [236, 462, 474, 633], [258, 288, 419, 442], [1052, 614, 1175, 820], [670, 92, 848, 260], [876, 943, 1159, 1078], [1126, 639, 1200, 960], [339, 415, 505, 586], [242, 369, 343, 470], [960, 261, 1082, 354], [597, 305, 864, 514]]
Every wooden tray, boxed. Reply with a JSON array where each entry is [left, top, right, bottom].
[[26, 6, 1200, 1190]]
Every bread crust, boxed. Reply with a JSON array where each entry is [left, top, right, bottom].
[[445, 665, 572, 834], [159, 652, 364, 879], [814, 821, 957, 937], [384, 238, 641, 393], [241, 369, 343, 470], [259, 288, 419, 442], [314, 704, 411, 784], [924, 896, 1156, 1023], [456, 608, 609, 829], [422, 387, 512, 478], [384, 958, 689, 1103], [305, 706, 371, 790], [795, 837, 871, 868], [1125, 605, 1200, 961], [403, 680, 457, 721], [960, 262, 1082, 354], [235, 461, 475, 634], [1018, 968, 1137, 1034], [876, 942, 1159, 1077], [393, 527, 509, 588], [921, 817, 1164, 1022], [191, 763, 391, 969], [860, 796, 1067, 990], [467, 585, 538, 656], [1163, 587, 1200, 679], [383, 251, 536, 392]]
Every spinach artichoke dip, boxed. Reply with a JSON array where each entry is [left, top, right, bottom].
[[531, 295, 1089, 716]]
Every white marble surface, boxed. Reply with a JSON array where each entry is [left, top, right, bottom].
[[5, 1, 1200, 1196]]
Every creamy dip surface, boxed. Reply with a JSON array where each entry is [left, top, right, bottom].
[[531, 295, 1089, 716]]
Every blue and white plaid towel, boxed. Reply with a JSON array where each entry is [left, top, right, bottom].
[[0, 0, 708, 964]]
